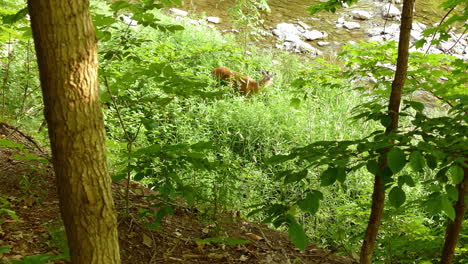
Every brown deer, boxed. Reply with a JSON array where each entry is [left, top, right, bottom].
[[211, 67, 276, 96]]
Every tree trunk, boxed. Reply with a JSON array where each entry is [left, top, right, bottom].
[[359, 0, 415, 263], [28, 1, 121, 263], [441, 166, 468, 264]]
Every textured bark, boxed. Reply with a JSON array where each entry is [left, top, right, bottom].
[[441, 166, 468, 264], [359, 0, 415, 263], [28, 1, 121, 263]]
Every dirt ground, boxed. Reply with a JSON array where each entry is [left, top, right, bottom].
[[0, 122, 357, 264]]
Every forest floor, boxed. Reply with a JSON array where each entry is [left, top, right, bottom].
[[0, 122, 357, 264]]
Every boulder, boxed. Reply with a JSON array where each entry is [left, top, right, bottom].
[[303, 30, 324, 40], [351, 10, 373, 20], [381, 3, 400, 19], [169, 8, 188, 17], [343, 21, 361, 29], [273, 23, 301, 41], [206, 16, 221, 24]]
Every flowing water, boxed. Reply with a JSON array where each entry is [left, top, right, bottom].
[[175, 0, 444, 54]]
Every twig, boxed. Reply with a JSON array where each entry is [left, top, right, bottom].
[[0, 122, 44, 154], [425, 6, 456, 54], [317, 245, 344, 264]]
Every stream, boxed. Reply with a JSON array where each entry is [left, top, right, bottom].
[[174, 0, 447, 55]]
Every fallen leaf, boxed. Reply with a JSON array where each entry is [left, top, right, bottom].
[[142, 234, 152, 248], [246, 233, 263, 241]]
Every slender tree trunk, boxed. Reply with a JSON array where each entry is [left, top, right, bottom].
[[28, 1, 121, 263], [441, 166, 468, 264], [359, 0, 415, 263]]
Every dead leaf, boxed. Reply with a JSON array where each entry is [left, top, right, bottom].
[[194, 240, 206, 250], [142, 234, 152, 248], [246, 233, 263, 241], [239, 255, 249, 261]]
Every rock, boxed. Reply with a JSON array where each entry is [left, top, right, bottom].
[[285, 33, 301, 42], [351, 10, 373, 20], [297, 20, 311, 31], [343, 21, 361, 30], [410, 30, 422, 41], [279, 40, 321, 55], [412, 22, 427, 32], [337, 17, 345, 24], [381, 3, 400, 19], [206, 16, 221, 24], [303, 30, 324, 40], [273, 23, 301, 41], [169, 8, 188, 17], [317, 41, 330, 47], [369, 35, 385, 42]]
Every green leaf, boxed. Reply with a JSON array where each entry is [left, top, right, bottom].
[[398, 175, 415, 187], [449, 165, 464, 184], [112, 172, 127, 182], [0, 208, 18, 220], [425, 154, 438, 169], [445, 185, 458, 201], [441, 196, 455, 220], [288, 216, 308, 251], [290, 98, 301, 109], [320, 167, 338, 186], [387, 148, 406, 174], [284, 170, 308, 184], [133, 172, 145, 181], [0, 246, 11, 254], [380, 115, 391, 128], [2, 7, 28, 24], [366, 160, 378, 175], [336, 167, 346, 183], [409, 151, 426, 172], [380, 167, 394, 184], [389, 187, 406, 208], [407, 101, 425, 112], [297, 190, 323, 215]]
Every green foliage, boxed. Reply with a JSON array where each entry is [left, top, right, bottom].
[[228, 0, 270, 53], [9, 254, 66, 264], [307, 0, 359, 15], [1, 0, 466, 262]]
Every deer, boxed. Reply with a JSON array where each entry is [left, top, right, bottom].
[[211, 67, 276, 96]]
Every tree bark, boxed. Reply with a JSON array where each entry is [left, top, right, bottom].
[[28, 1, 121, 263], [441, 166, 468, 264], [359, 0, 415, 263]]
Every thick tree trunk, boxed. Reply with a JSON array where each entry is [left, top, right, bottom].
[[28, 1, 121, 263], [441, 166, 468, 264], [359, 0, 415, 263]]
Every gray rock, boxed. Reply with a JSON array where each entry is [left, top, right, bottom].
[[343, 21, 361, 29], [169, 8, 188, 17], [303, 30, 324, 40], [351, 10, 373, 20], [206, 16, 221, 24], [273, 23, 301, 41], [317, 41, 330, 47], [297, 20, 311, 31], [337, 17, 345, 24], [381, 3, 400, 19]]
